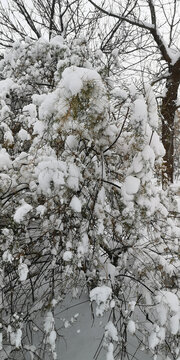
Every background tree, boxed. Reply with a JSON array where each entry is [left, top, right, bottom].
[[88, 0, 180, 185], [0, 0, 97, 44]]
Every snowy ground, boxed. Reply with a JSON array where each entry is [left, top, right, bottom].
[[56, 293, 152, 360]]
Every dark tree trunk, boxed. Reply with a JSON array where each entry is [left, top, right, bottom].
[[161, 61, 180, 185]]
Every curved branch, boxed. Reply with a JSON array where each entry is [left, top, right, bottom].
[[116, 273, 154, 294], [88, 0, 172, 63], [88, 0, 154, 30]]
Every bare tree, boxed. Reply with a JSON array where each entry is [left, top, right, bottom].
[[0, 0, 100, 45], [88, 0, 180, 185]]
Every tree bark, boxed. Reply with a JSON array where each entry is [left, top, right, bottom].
[[161, 60, 180, 184]]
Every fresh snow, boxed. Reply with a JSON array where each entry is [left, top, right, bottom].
[[0, 148, 12, 170], [105, 322, 118, 341], [124, 175, 140, 195], [63, 251, 73, 262], [142, 145, 155, 166], [127, 320, 136, 334], [61, 66, 101, 96], [69, 196, 82, 212], [0, 78, 14, 98], [133, 98, 147, 128], [4, 130, 14, 144], [18, 128, 31, 141], [18, 261, 29, 281], [13, 202, 32, 223], [90, 286, 112, 316], [106, 343, 115, 360], [2, 250, 13, 263], [155, 291, 180, 335]]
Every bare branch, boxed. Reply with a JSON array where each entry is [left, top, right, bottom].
[[169, 0, 177, 47], [88, 0, 172, 63], [147, 0, 156, 27], [13, 0, 41, 39], [88, 0, 154, 31], [49, 0, 56, 40]]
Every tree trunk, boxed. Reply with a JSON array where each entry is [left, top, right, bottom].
[[161, 62, 180, 185]]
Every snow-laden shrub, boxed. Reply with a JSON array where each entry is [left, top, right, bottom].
[[0, 36, 179, 360]]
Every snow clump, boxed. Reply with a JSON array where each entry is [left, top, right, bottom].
[[13, 201, 32, 223], [124, 175, 140, 195], [90, 286, 112, 316]]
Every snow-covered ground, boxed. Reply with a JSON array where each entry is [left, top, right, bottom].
[[56, 294, 152, 360]]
